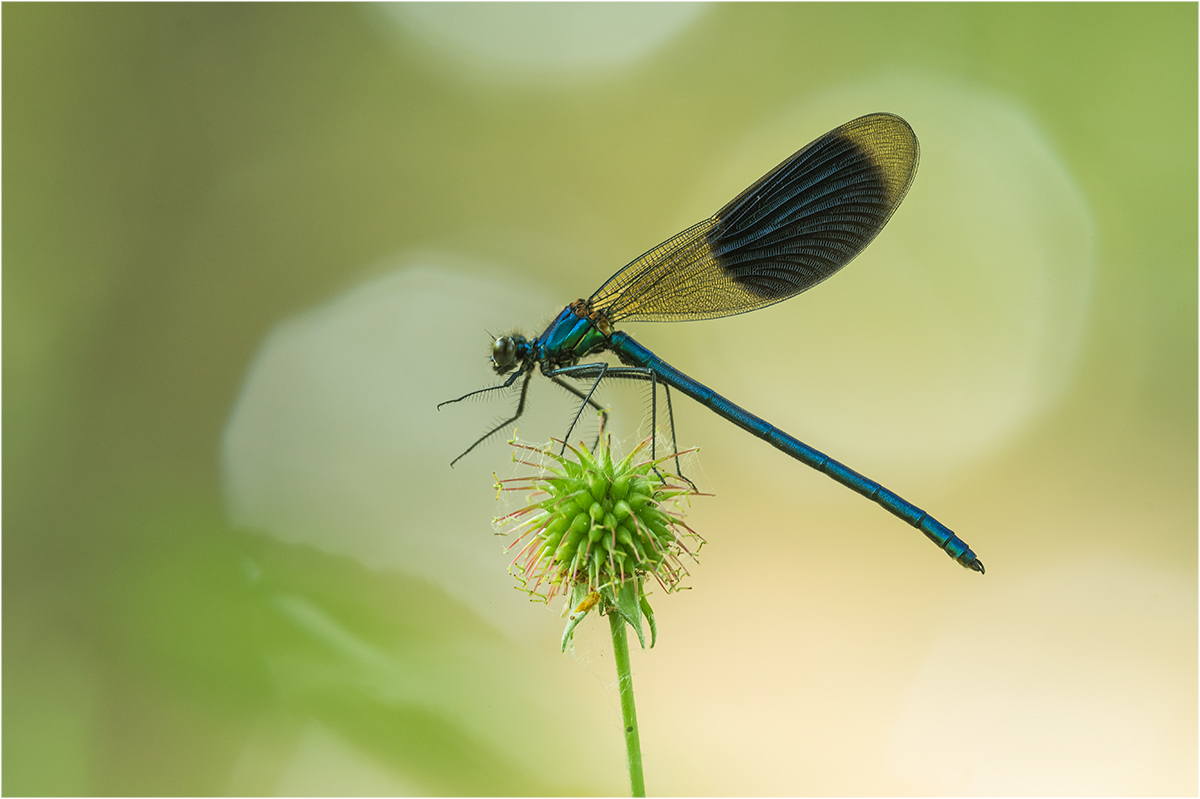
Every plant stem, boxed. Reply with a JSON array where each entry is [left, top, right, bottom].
[[609, 609, 646, 797]]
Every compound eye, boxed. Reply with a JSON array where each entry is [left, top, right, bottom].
[[492, 337, 517, 370]]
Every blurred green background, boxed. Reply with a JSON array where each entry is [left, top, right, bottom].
[[4, 3, 1196, 795]]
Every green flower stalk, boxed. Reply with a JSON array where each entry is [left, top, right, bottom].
[[493, 433, 705, 797]]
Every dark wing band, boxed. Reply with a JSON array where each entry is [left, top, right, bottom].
[[589, 113, 919, 323]]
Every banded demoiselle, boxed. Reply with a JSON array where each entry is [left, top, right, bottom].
[[440, 113, 984, 573]]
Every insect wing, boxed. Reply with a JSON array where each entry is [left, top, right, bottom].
[[589, 113, 919, 323]]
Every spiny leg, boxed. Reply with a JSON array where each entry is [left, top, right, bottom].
[[557, 363, 608, 456], [645, 370, 671, 487], [549, 363, 694, 487], [550, 374, 610, 449], [661, 384, 696, 491], [447, 368, 534, 466], [437, 367, 526, 409], [652, 371, 681, 484], [642, 374, 694, 489]]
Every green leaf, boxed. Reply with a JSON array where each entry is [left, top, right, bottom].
[[639, 592, 657, 649], [613, 580, 645, 649]]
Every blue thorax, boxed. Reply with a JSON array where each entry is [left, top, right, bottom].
[[535, 303, 611, 373]]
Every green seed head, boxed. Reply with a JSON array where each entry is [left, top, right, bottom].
[[495, 434, 705, 611]]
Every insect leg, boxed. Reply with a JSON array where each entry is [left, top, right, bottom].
[[661, 384, 697, 490], [550, 364, 693, 484], [437, 367, 526, 409], [549, 374, 610, 447], [447, 368, 535, 466], [552, 363, 609, 454]]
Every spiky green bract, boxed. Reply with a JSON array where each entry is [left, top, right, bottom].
[[494, 434, 703, 646]]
